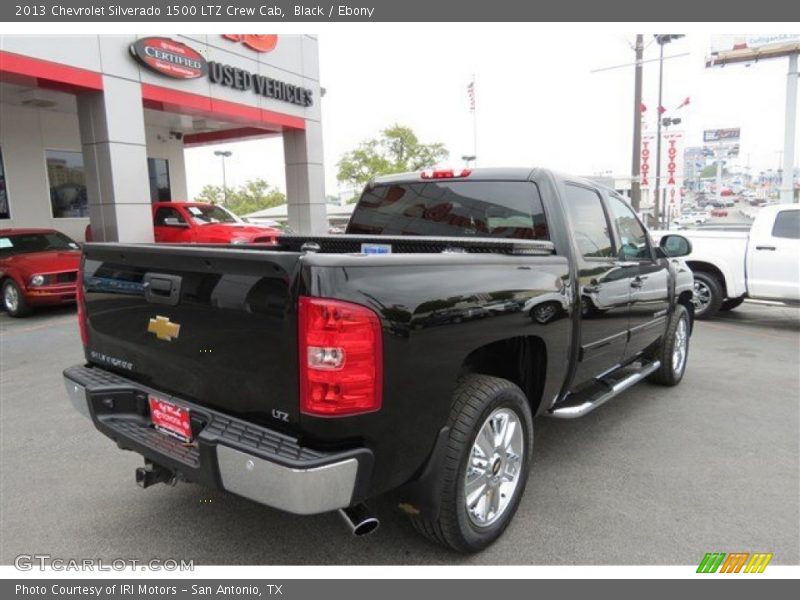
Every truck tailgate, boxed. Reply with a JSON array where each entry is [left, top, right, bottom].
[[81, 244, 302, 425]]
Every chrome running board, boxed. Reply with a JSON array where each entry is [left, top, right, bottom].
[[548, 360, 661, 419]]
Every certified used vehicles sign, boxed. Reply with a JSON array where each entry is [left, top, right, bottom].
[[130, 37, 208, 79]]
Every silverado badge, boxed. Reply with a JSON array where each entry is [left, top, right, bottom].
[[148, 316, 180, 342]]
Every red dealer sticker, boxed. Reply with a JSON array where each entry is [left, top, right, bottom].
[[130, 37, 208, 80]]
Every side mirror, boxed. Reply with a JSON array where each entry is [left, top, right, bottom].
[[660, 234, 692, 258], [163, 217, 188, 227]]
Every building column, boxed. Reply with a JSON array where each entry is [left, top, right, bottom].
[[77, 76, 153, 242], [283, 120, 327, 235]]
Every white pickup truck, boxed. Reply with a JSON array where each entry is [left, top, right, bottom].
[[655, 204, 799, 319]]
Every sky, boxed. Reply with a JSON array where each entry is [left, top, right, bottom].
[[185, 28, 799, 200]]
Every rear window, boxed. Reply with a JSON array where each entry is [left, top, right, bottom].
[[347, 181, 549, 240]]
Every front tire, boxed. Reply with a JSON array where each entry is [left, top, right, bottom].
[[2, 280, 31, 317], [410, 374, 533, 553], [692, 271, 723, 320], [648, 304, 690, 386]]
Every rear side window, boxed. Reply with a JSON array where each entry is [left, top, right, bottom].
[[563, 184, 614, 258], [347, 181, 549, 240], [772, 210, 800, 239]]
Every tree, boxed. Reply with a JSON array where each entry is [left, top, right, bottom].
[[195, 179, 286, 216], [336, 125, 449, 189]]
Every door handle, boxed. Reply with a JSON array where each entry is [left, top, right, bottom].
[[755, 245, 776, 251], [143, 273, 182, 306]]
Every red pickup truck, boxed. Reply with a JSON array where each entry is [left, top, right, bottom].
[[86, 202, 281, 244], [152, 202, 280, 244]]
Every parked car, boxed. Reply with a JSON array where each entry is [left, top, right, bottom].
[[710, 209, 728, 217], [84, 202, 283, 245], [65, 168, 694, 553], [652, 204, 800, 319], [152, 202, 281, 244], [0, 228, 81, 317]]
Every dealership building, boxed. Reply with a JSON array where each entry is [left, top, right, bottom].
[[0, 34, 326, 242]]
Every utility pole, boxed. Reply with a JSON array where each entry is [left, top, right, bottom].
[[780, 53, 798, 203], [630, 34, 644, 212]]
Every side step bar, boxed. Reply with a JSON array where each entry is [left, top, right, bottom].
[[548, 360, 661, 419]]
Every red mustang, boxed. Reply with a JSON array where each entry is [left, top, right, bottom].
[[151, 202, 281, 244], [0, 228, 81, 317]]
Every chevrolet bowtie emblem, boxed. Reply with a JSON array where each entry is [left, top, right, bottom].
[[148, 316, 180, 342]]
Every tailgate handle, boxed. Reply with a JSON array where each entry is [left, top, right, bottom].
[[143, 273, 181, 306]]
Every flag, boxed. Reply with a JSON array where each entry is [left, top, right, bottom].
[[467, 80, 476, 112], [641, 103, 647, 113], [676, 96, 691, 109], [658, 105, 666, 115]]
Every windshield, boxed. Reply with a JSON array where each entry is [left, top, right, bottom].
[[0, 232, 79, 257], [347, 181, 549, 240], [186, 204, 240, 224]]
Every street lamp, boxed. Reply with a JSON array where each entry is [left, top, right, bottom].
[[213, 150, 232, 205], [653, 34, 685, 228], [461, 154, 476, 168]]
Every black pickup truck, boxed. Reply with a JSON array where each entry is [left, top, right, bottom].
[[64, 168, 694, 552]]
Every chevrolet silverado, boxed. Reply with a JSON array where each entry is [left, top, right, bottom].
[[64, 168, 694, 552]]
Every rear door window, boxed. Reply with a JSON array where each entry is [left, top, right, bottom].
[[347, 181, 549, 240], [563, 184, 614, 258], [772, 210, 800, 239]]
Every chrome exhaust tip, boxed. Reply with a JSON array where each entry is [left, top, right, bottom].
[[338, 504, 380, 536]]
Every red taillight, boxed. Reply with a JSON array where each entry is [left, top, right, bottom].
[[76, 260, 88, 347], [420, 168, 471, 180], [298, 296, 383, 417]]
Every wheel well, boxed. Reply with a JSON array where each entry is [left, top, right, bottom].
[[685, 261, 728, 297], [460, 336, 547, 415]]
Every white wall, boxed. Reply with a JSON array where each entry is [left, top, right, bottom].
[[0, 102, 187, 240]]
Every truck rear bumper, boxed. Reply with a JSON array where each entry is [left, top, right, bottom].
[[63, 365, 372, 515]]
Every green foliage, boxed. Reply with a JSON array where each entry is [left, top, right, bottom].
[[336, 125, 449, 188], [195, 179, 286, 216]]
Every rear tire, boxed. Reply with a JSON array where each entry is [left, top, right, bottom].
[[692, 271, 723, 321], [2, 280, 31, 318], [648, 304, 690, 386], [720, 297, 745, 312], [410, 374, 533, 553]]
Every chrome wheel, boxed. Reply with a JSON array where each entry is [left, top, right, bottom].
[[3, 284, 19, 313], [464, 408, 524, 528], [672, 317, 688, 375], [692, 280, 711, 315]]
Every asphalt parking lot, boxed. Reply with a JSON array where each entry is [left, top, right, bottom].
[[1, 302, 798, 565]]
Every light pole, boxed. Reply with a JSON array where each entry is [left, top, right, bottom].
[[653, 34, 684, 227], [461, 154, 476, 168], [631, 34, 644, 212], [213, 150, 232, 205]]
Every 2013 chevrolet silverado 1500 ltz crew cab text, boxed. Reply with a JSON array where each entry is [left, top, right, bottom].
[[64, 168, 695, 552]]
